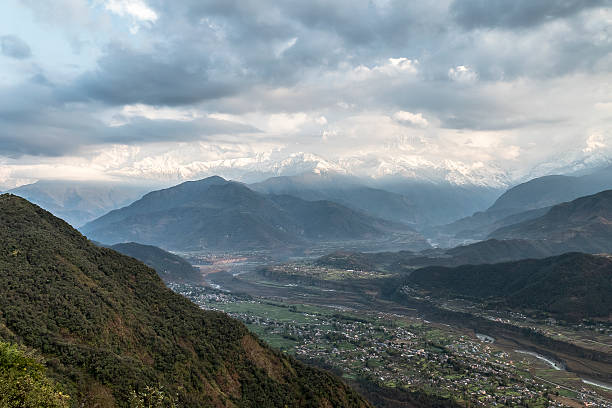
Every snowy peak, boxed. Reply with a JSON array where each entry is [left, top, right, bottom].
[[114, 150, 513, 188]]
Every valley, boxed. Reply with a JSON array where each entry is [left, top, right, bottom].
[[29, 168, 612, 407], [5, 3, 612, 406], [4, 167, 612, 407], [169, 253, 612, 408]]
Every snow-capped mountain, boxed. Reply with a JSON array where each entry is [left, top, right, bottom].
[[522, 151, 612, 181], [108, 152, 346, 184], [8, 146, 611, 193], [110, 151, 513, 188], [336, 156, 511, 188]]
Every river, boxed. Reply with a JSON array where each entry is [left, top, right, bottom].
[[582, 378, 612, 392], [514, 349, 564, 370], [515, 349, 612, 392]]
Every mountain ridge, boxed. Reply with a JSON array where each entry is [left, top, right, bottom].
[[438, 166, 612, 240], [405, 252, 612, 321], [81, 176, 429, 251], [315, 238, 560, 272], [252, 172, 502, 226], [490, 189, 612, 254]]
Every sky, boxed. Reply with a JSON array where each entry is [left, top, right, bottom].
[[1, 0, 611, 189]]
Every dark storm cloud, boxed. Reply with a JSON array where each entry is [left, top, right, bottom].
[[102, 117, 259, 144], [450, 0, 606, 29], [1, 35, 31, 59], [66, 44, 241, 106], [66, 1, 446, 107], [0, 82, 259, 157], [164, 0, 442, 63], [70, 0, 610, 111], [173, 0, 436, 47], [0, 113, 259, 157], [3, 0, 612, 161]]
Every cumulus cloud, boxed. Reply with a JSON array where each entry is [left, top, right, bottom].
[[448, 65, 478, 83], [105, 0, 158, 22], [0, 35, 31, 59], [378, 58, 419, 75], [584, 133, 607, 153], [105, 0, 158, 33], [110, 104, 200, 124], [392, 111, 429, 128]]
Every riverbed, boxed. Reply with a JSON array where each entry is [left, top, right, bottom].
[[514, 349, 564, 370]]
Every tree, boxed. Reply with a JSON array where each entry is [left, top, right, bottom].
[[0, 341, 70, 408]]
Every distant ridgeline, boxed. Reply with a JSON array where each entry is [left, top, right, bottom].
[[0, 194, 371, 407], [7, 180, 150, 227], [439, 166, 612, 243], [80, 176, 429, 252], [490, 189, 612, 254], [315, 238, 560, 272]]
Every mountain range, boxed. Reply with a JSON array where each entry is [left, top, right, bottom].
[[81, 176, 429, 252], [7, 154, 612, 236], [252, 172, 501, 226], [110, 151, 512, 188], [439, 166, 612, 241], [0, 193, 371, 407], [251, 173, 419, 224], [319, 186, 612, 271], [490, 189, 612, 253], [4, 171, 503, 236]]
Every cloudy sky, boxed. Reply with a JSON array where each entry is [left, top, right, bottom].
[[1, 0, 611, 188]]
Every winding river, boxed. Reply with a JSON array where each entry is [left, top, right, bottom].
[[514, 349, 564, 370], [515, 349, 612, 392], [581, 378, 612, 392]]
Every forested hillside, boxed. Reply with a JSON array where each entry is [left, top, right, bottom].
[[0, 194, 370, 408], [406, 253, 612, 321]]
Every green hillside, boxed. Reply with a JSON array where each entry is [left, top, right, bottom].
[[0, 194, 370, 408], [0, 341, 69, 408]]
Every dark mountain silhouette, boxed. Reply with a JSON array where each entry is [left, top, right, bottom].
[[490, 189, 612, 254], [316, 239, 559, 272], [109, 242, 201, 283], [406, 252, 612, 321], [439, 166, 612, 240], [81, 176, 429, 251]]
